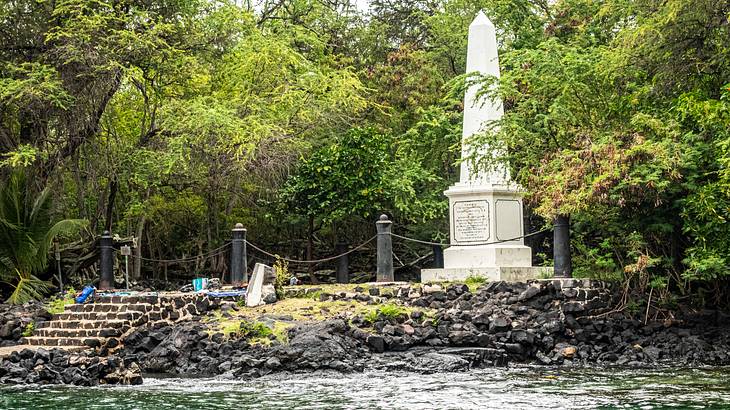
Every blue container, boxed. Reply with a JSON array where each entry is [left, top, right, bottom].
[[192, 278, 208, 292], [75, 286, 95, 304]]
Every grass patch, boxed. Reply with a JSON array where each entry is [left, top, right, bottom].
[[240, 320, 273, 338], [286, 284, 373, 300], [216, 318, 282, 345], [464, 276, 487, 293], [221, 321, 240, 337], [267, 321, 292, 345], [22, 322, 34, 337], [46, 292, 75, 314], [537, 268, 554, 279], [364, 303, 409, 323]]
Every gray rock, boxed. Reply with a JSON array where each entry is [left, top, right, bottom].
[[518, 286, 541, 301], [489, 316, 511, 333], [367, 335, 385, 353]]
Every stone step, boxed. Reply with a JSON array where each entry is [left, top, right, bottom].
[[37, 320, 129, 330], [53, 311, 146, 322], [54, 309, 184, 322], [21, 336, 112, 348], [95, 295, 161, 304], [34, 328, 124, 338], [94, 294, 202, 306], [64, 303, 156, 314]]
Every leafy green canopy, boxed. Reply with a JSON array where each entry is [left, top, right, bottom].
[[279, 127, 443, 224]]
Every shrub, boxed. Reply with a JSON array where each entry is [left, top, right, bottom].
[[365, 303, 407, 323], [47, 288, 76, 314], [22, 322, 34, 337], [273, 257, 291, 300], [239, 320, 273, 339]]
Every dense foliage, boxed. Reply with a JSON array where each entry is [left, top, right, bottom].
[[0, 170, 85, 303], [469, 0, 730, 304], [0, 0, 728, 304]]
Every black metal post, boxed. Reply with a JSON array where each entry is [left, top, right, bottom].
[[432, 244, 444, 268], [335, 242, 349, 283], [376, 214, 393, 282], [243, 228, 248, 282], [99, 230, 114, 290], [231, 223, 247, 285], [554, 214, 572, 278]]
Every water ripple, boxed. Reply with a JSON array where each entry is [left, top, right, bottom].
[[1, 366, 730, 409]]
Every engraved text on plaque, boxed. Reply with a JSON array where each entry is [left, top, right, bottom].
[[453, 200, 490, 243]]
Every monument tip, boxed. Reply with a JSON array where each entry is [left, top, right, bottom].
[[470, 10, 494, 28]]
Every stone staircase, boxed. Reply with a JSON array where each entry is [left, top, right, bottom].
[[21, 294, 220, 349]]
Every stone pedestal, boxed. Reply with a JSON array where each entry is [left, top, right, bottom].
[[421, 182, 547, 282], [443, 182, 531, 266], [421, 266, 552, 282]]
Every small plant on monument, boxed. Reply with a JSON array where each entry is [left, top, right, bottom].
[[537, 269, 554, 280], [47, 296, 68, 314], [273, 257, 291, 300]]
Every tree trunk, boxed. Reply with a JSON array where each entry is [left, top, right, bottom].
[[307, 215, 318, 284], [104, 176, 118, 232], [72, 153, 88, 222], [133, 214, 146, 280]]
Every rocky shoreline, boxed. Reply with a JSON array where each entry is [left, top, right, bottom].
[[0, 303, 51, 347], [2, 280, 730, 386]]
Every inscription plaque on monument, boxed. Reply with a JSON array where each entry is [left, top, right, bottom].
[[453, 200, 489, 243]]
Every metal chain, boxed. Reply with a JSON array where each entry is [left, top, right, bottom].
[[128, 243, 232, 263], [106, 228, 549, 265], [390, 228, 551, 247], [245, 235, 377, 264]]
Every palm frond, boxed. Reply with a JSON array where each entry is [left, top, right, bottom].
[[29, 187, 51, 226], [5, 269, 50, 305], [0, 255, 16, 279], [31, 219, 88, 273], [0, 169, 87, 302]]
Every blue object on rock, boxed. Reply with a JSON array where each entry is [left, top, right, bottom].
[[192, 278, 209, 292], [207, 290, 247, 298], [76, 286, 95, 304]]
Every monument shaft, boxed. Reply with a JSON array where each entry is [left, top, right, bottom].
[[460, 11, 508, 185]]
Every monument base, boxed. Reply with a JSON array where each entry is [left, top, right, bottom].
[[443, 244, 532, 268], [420, 266, 552, 283], [423, 182, 543, 283]]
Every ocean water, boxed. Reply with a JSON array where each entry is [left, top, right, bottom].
[[1, 366, 729, 409]]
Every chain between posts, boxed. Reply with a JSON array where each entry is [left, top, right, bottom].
[[390, 228, 551, 247], [104, 229, 547, 266], [243, 228, 550, 264], [244, 235, 377, 264], [127, 243, 232, 263]]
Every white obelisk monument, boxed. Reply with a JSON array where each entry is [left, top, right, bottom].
[[422, 11, 549, 282]]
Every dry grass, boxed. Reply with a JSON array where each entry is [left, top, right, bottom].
[[204, 283, 437, 345]]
